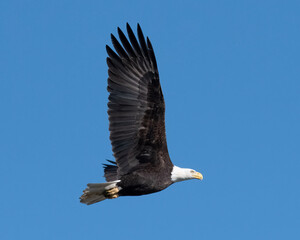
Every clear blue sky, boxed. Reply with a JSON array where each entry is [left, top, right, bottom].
[[1, 0, 299, 239]]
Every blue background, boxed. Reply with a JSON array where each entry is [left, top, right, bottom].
[[1, 0, 299, 239]]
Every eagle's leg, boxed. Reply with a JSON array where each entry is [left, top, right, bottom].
[[104, 187, 119, 199]]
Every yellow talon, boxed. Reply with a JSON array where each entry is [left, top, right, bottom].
[[106, 187, 119, 195], [105, 187, 119, 199]]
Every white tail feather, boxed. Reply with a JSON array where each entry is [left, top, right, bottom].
[[80, 180, 120, 205]]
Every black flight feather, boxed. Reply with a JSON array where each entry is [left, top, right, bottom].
[[126, 23, 143, 57], [111, 33, 130, 61], [118, 27, 137, 59], [137, 23, 150, 65]]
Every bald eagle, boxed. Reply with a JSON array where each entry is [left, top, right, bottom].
[[80, 23, 203, 205]]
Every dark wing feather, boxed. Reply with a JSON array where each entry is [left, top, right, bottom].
[[107, 23, 172, 176]]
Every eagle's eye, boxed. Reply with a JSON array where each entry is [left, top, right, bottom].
[[190, 170, 195, 174]]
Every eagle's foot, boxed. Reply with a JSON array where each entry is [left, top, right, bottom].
[[108, 194, 118, 199], [105, 187, 119, 199]]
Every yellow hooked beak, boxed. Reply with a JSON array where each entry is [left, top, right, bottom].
[[193, 172, 203, 180]]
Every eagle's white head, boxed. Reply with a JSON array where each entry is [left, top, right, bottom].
[[171, 165, 203, 183]]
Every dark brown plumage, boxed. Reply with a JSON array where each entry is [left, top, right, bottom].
[[80, 23, 202, 205]]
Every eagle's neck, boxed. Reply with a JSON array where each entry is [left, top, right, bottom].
[[171, 165, 193, 182]]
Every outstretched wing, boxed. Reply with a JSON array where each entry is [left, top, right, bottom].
[[107, 23, 172, 176]]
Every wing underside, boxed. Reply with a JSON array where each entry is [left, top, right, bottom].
[[107, 23, 171, 177]]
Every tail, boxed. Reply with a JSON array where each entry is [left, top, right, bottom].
[[80, 180, 120, 205]]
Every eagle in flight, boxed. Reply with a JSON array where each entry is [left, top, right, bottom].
[[80, 23, 203, 205]]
